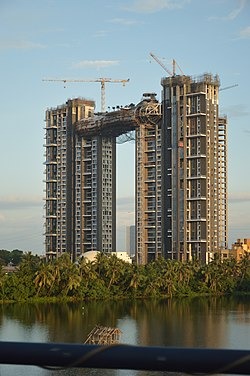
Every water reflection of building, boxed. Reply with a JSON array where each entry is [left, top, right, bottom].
[[130, 299, 227, 348]]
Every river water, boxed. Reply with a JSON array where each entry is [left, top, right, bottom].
[[0, 296, 249, 375]]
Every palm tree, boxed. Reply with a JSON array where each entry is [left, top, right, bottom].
[[0, 265, 6, 299], [19, 251, 40, 275], [54, 253, 81, 296], [128, 264, 146, 297], [105, 255, 126, 290], [15, 251, 40, 299], [63, 265, 81, 296], [235, 252, 250, 291], [34, 262, 55, 296], [158, 260, 180, 298], [78, 256, 98, 288]]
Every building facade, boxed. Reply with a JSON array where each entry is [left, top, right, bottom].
[[126, 225, 136, 256], [135, 94, 162, 264], [161, 74, 228, 263], [231, 238, 250, 261], [44, 98, 116, 260]]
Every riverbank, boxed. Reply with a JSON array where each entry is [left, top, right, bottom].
[[1, 252, 249, 303]]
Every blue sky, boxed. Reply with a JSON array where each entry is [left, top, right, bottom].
[[0, 0, 249, 254]]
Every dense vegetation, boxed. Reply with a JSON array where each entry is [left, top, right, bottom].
[[0, 249, 24, 266], [0, 251, 249, 302]]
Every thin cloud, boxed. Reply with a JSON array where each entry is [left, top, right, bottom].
[[72, 60, 119, 69], [209, 0, 246, 21], [117, 196, 135, 211], [108, 18, 141, 26], [0, 39, 46, 50], [0, 196, 43, 210], [224, 0, 245, 20], [93, 30, 109, 38], [238, 26, 250, 39], [228, 192, 250, 203], [39, 27, 65, 34], [123, 0, 189, 13], [0, 212, 43, 252]]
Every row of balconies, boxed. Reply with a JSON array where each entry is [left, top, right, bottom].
[[43, 143, 57, 148], [187, 217, 207, 221], [145, 176, 156, 182], [187, 153, 206, 159], [187, 196, 206, 200], [44, 124, 57, 130], [186, 238, 207, 243], [144, 162, 156, 168], [186, 174, 206, 180], [83, 169, 91, 175], [44, 178, 57, 183], [186, 132, 206, 138], [45, 214, 57, 219]]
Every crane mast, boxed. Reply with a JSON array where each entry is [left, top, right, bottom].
[[42, 77, 129, 112]]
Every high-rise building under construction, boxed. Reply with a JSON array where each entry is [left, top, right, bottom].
[[44, 73, 227, 264], [161, 74, 227, 263], [44, 98, 116, 260]]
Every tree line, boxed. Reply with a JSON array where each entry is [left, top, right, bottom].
[[0, 249, 25, 266], [0, 251, 249, 302]]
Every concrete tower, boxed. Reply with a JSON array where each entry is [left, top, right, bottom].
[[161, 74, 228, 263], [44, 98, 116, 260]]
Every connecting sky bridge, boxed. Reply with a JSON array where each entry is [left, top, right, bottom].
[[75, 93, 162, 138]]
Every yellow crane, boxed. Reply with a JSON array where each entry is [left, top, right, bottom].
[[149, 52, 184, 76], [42, 77, 130, 112]]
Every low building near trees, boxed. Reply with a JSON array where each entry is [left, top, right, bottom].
[[81, 250, 132, 264], [231, 238, 250, 261]]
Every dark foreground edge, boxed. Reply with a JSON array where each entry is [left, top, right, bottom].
[[0, 342, 250, 374]]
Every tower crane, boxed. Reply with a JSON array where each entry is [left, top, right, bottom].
[[150, 52, 172, 76], [219, 84, 238, 91], [149, 53, 238, 91], [42, 77, 130, 112], [149, 52, 184, 76]]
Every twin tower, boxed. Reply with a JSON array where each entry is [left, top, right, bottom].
[[44, 74, 227, 264]]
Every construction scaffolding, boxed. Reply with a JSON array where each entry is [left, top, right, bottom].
[[75, 93, 161, 138]]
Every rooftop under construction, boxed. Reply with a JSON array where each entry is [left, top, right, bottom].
[[76, 92, 162, 137]]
